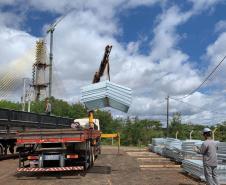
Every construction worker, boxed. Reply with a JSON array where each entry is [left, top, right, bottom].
[[45, 98, 52, 115], [194, 128, 219, 185]]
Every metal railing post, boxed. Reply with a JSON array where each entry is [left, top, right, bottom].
[[190, 130, 193, 140]]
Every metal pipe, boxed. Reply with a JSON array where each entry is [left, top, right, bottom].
[[190, 130, 193, 140], [22, 78, 26, 111], [118, 132, 120, 154], [176, 131, 179, 139], [49, 29, 54, 98], [213, 127, 217, 140], [166, 95, 169, 137], [28, 100, 31, 112]]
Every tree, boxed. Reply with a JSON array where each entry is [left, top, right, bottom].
[[94, 110, 114, 133], [0, 100, 21, 110], [170, 112, 182, 138]]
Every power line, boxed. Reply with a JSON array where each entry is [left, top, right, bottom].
[[175, 55, 226, 100], [170, 97, 226, 116]]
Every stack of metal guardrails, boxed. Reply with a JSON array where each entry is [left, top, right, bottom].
[[182, 159, 226, 184], [182, 140, 203, 160], [0, 108, 73, 129], [182, 159, 205, 181], [81, 80, 132, 113], [162, 138, 182, 162], [217, 142, 226, 164], [149, 138, 226, 183], [149, 138, 166, 155], [217, 165, 226, 183]]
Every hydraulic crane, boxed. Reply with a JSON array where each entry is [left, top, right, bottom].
[[89, 45, 112, 128], [92, 45, 112, 83]]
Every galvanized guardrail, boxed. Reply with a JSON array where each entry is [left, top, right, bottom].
[[0, 108, 73, 131]]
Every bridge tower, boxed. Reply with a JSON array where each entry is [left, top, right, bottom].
[[32, 39, 48, 101]]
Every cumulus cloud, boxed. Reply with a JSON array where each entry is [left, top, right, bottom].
[[0, 10, 37, 99], [205, 32, 226, 90], [215, 20, 226, 33], [188, 0, 220, 12]]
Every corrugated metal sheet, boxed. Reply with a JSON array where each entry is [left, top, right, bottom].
[[81, 80, 132, 112], [182, 159, 226, 184], [150, 138, 226, 183]]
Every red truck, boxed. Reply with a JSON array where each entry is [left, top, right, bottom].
[[16, 119, 101, 172]]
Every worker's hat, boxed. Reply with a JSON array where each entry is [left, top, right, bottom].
[[203, 128, 212, 133]]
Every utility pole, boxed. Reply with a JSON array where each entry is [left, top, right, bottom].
[[22, 78, 26, 111], [48, 29, 54, 98], [166, 95, 169, 137]]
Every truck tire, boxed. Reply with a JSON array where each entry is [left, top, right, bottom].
[[89, 146, 94, 167], [9, 146, 14, 154], [0, 144, 3, 155], [91, 146, 95, 164], [4, 145, 7, 155]]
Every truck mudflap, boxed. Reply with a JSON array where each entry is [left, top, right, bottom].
[[17, 166, 84, 172]]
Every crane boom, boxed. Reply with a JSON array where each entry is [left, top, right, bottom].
[[46, 15, 66, 33], [92, 45, 112, 83]]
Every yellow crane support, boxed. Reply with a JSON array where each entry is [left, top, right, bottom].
[[101, 133, 120, 154]]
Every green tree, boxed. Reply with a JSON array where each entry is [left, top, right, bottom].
[[0, 100, 21, 110]]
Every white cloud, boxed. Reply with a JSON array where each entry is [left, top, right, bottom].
[[0, 12, 37, 99], [206, 32, 226, 64], [188, 0, 220, 12], [0, 12, 24, 29], [205, 32, 226, 90], [215, 20, 226, 33], [0, 0, 17, 6]]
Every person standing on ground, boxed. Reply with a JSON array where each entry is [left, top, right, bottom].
[[45, 98, 52, 115], [194, 128, 219, 185]]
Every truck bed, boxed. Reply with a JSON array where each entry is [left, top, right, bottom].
[[17, 128, 101, 144]]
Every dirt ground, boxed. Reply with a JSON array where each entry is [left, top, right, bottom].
[[0, 146, 205, 185]]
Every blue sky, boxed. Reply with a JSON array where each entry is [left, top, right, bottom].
[[177, 3, 226, 67], [117, 5, 160, 54], [1, 0, 226, 125]]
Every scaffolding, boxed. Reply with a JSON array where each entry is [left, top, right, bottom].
[[32, 39, 48, 101]]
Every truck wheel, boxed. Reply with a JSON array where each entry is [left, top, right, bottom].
[[90, 146, 95, 165], [0, 144, 3, 155], [89, 148, 94, 167], [4, 146, 7, 155], [9, 146, 14, 154]]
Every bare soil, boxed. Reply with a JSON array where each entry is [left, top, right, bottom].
[[0, 146, 205, 185]]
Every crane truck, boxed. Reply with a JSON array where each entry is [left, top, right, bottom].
[[16, 46, 112, 172], [16, 119, 101, 172]]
